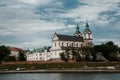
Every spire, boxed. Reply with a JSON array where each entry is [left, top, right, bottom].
[[74, 24, 82, 37], [76, 24, 80, 33], [85, 21, 89, 29]]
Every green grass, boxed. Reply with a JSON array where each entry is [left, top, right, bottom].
[[0, 62, 120, 71]]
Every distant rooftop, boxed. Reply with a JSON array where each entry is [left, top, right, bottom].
[[8, 47, 24, 52]]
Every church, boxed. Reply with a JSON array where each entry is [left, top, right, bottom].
[[49, 22, 93, 59], [27, 22, 93, 61]]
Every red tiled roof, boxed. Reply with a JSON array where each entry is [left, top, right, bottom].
[[8, 47, 24, 51]]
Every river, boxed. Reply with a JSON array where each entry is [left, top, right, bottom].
[[0, 73, 120, 80]]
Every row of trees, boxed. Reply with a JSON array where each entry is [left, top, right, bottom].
[[0, 45, 26, 63], [60, 41, 120, 62]]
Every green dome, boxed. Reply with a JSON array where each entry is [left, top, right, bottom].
[[84, 22, 92, 33]]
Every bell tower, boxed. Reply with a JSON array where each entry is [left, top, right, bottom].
[[83, 22, 93, 46], [74, 24, 82, 37]]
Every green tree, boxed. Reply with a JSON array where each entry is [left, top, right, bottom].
[[65, 49, 70, 60], [78, 47, 93, 61], [0, 45, 10, 63], [92, 41, 118, 61], [60, 52, 68, 62], [4, 56, 16, 61], [18, 51, 26, 61], [71, 49, 77, 60], [101, 41, 118, 61], [75, 53, 81, 62], [118, 47, 120, 54], [92, 45, 102, 61]]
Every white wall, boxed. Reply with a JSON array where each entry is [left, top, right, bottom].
[[50, 50, 64, 59], [27, 51, 51, 61], [10, 51, 19, 59], [50, 40, 84, 60]]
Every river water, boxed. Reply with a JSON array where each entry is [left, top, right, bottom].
[[0, 73, 120, 80]]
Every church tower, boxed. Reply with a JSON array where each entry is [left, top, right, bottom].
[[83, 22, 93, 47], [74, 24, 82, 37]]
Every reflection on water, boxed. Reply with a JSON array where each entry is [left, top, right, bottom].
[[0, 73, 120, 80]]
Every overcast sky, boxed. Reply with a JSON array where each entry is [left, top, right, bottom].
[[0, 0, 120, 49]]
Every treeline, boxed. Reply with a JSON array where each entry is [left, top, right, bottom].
[[60, 41, 120, 62], [0, 45, 26, 63]]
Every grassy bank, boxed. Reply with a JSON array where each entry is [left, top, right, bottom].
[[0, 62, 120, 71]]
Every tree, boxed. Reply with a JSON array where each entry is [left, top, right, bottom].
[[18, 51, 26, 61], [119, 47, 120, 53], [92, 41, 118, 61], [0, 45, 10, 63], [101, 41, 118, 61], [95, 52, 106, 61], [78, 47, 93, 61], [71, 48, 77, 60], [4, 56, 16, 61], [65, 49, 71, 60], [60, 52, 68, 62], [75, 53, 81, 62]]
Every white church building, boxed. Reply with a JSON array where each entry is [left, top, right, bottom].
[[27, 22, 93, 61]]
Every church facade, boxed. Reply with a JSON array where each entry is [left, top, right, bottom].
[[49, 22, 93, 60]]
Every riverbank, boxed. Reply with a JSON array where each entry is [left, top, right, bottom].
[[1, 61, 120, 73], [1, 69, 120, 74]]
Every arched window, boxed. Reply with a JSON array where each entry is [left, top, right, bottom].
[[72, 43, 74, 47], [62, 42, 64, 46], [67, 43, 68, 47], [84, 34, 86, 39], [90, 34, 92, 39], [76, 43, 78, 47], [86, 34, 89, 39], [89, 33, 90, 39], [55, 43, 56, 47], [81, 44, 83, 47]]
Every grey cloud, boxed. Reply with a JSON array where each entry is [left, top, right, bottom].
[[0, 0, 120, 49]]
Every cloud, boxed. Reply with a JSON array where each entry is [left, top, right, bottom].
[[60, 0, 120, 25], [4, 38, 52, 49], [0, 0, 66, 49], [20, 0, 50, 5], [0, 0, 120, 49], [0, 19, 66, 49]]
